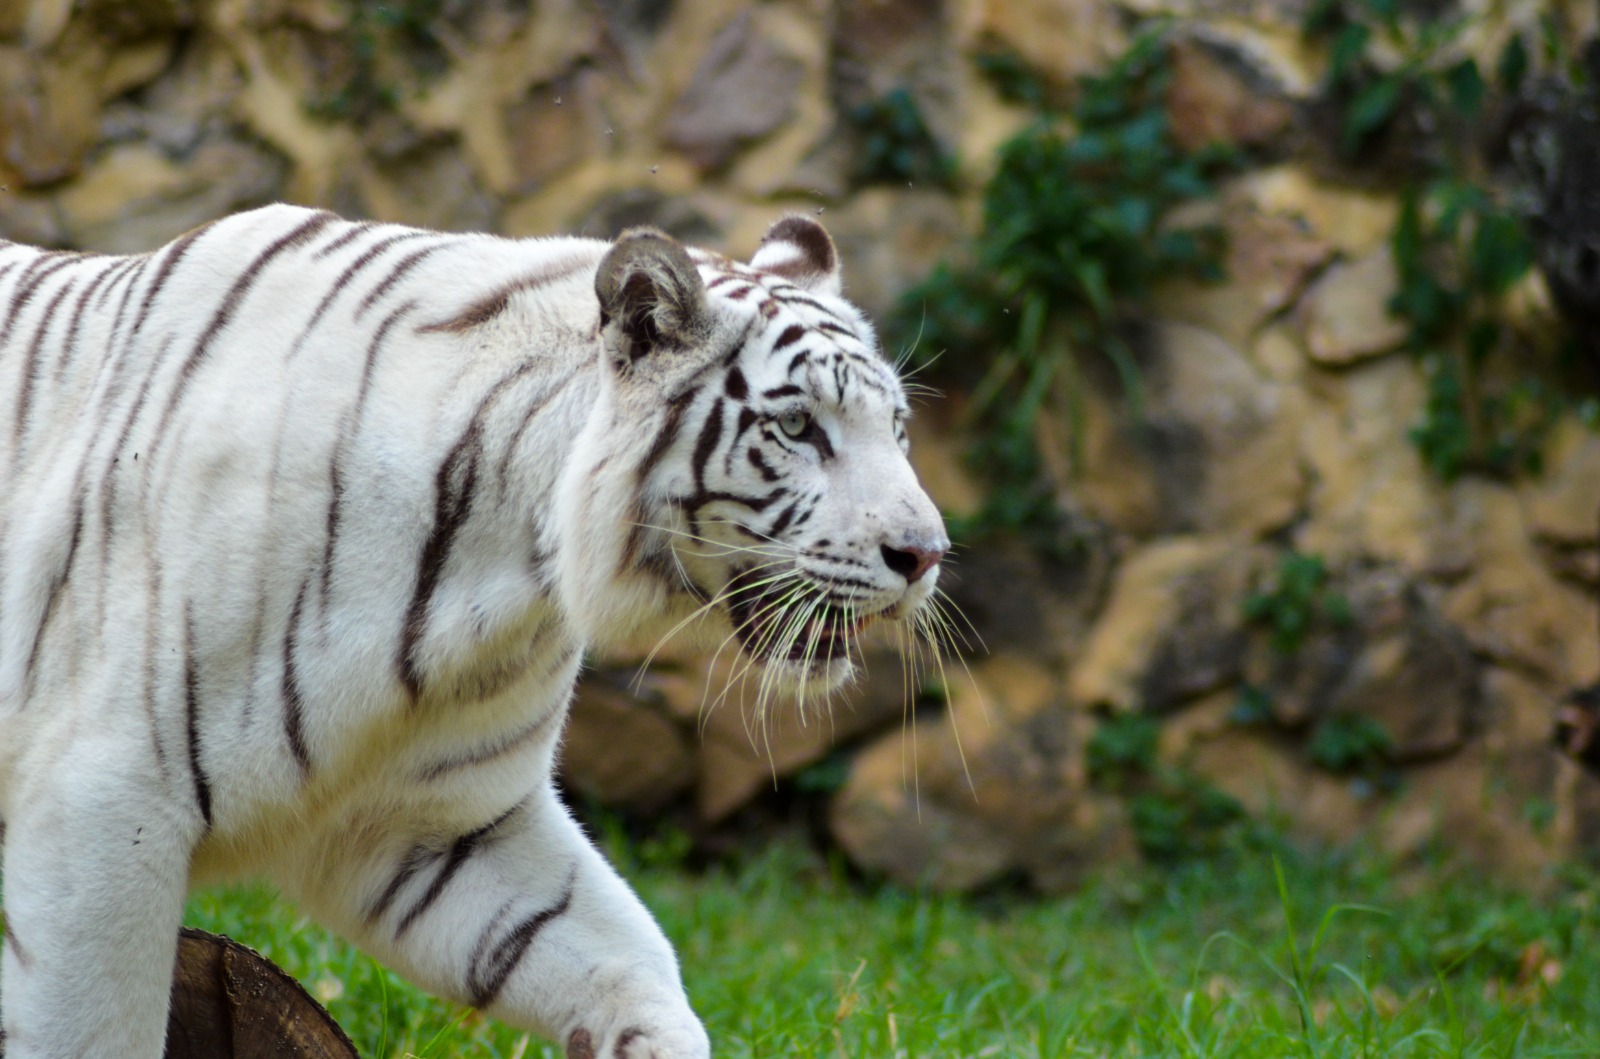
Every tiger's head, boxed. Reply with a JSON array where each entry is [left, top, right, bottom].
[[554, 217, 949, 701]]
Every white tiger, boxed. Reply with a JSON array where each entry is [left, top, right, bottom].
[[0, 205, 948, 1058]]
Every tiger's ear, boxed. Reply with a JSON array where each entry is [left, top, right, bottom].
[[595, 227, 709, 369], [748, 215, 842, 297]]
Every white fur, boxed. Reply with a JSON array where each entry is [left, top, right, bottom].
[[0, 206, 945, 1058]]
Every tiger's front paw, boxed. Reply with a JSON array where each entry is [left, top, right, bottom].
[[566, 1020, 711, 1059]]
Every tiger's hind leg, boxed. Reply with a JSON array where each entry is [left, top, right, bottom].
[[303, 784, 710, 1059], [1, 732, 199, 1058]]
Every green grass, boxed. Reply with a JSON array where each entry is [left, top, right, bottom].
[[179, 833, 1600, 1058]]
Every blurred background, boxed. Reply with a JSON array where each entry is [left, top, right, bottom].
[[4, 0, 1598, 897]]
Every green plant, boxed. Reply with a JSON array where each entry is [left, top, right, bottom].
[[847, 88, 957, 189], [1304, 2, 1589, 481], [1086, 711, 1161, 786], [1307, 713, 1393, 774], [1242, 552, 1352, 658], [1303, 0, 1487, 161], [308, 0, 455, 121], [1088, 712, 1253, 862], [170, 841, 1600, 1057], [1392, 178, 1565, 481], [1129, 775, 1249, 863], [895, 33, 1237, 542]]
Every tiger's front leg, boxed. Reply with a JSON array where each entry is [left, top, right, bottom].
[[1, 730, 200, 1058], [301, 783, 710, 1059]]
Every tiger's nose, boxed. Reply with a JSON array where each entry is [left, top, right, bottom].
[[880, 540, 946, 583]]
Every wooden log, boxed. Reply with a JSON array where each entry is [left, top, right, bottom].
[[164, 927, 358, 1059]]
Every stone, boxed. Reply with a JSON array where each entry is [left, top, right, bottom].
[[694, 646, 907, 822], [502, 69, 608, 195], [1441, 481, 1600, 687], [1068, 536, 1273, 713], [798, 187, 967, 321], [0, 43, 102, 186], [561, 668, 694, 812], [905, 399, 986, 523], [1157, 203, 1332, 351], [1233, 165, 1400, 256], [1523, 417, 1600, 546], [1298, 247, 1410, 366], [936, 528, 1114, 666], [664, 12, 805, 171], [1376, 745, 1562, 888], [1295, 356, 1473, 574], [0, 192, 68, 246], [957, 0, 1125, 90], [1165, 34, 1297, 153], [1255, 565, 1485, 761], [56, 138, 287, 252], [831, 657, 1136, 892], [829, 0, 962, 183], [365, 135, 499, 234], [1183, 726, 1369, 846], [568, 186, 722, 245], [1061, 322, 1307, 538]]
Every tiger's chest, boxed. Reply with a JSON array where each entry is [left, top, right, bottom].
[[186, 606, 583, 888]]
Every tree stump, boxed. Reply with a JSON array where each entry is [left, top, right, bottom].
[[164, 927, 358, 1059]]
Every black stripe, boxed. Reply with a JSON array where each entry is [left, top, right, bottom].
[[282, 579, 313, 775], [320, 303, 413, 612], [747, 447, 778, 482], [690, 397, 724, 493], [395, 804, 523, 937], [686, 486, 787, 515], [312, 221, 377, 260], [141, 563, 171, 777], [767, 499, 801, 537], [419, 253, 595, 334], [292, 231, 432, 358], [145, 212, 338, 464], [771, 324, 805, 351], [620, 389, 697, 570], [724, 366, 747, 399], [466, 868, 577, 1009], [123, 222, 216, 347], [355, 245, 441, 319], [93, 255, 143, 311], [12, 278, 76, 444], [184, 604, 214, 830], [0, 255, 76, 351], [399, 362, 538, 697], [761, 384, 803, 400], [732, 406, 759, 445], [496, 368, 581, 489], [54, 264, 118, 383], [772, 291, 849, 323], [416, 712, 558, 782], [22, 497, 83, 689], [366, 844, 431, 925], [401, 429, 482, 699]]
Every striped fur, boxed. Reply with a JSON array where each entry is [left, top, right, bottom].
[[0, 206, 947, 1058]]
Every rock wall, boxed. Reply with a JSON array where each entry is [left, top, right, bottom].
[[5, 0, 1598, 890]]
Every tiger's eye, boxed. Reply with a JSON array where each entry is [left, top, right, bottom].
[[777, 412, 810, 439]]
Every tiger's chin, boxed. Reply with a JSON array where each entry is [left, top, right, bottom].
[[723, 590, 880, 705]]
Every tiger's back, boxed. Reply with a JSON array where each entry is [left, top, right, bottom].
[[0, 208, 600, 802], [0, 205, 948, 1059]]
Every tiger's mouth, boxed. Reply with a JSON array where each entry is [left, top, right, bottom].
[[724, 566, 878, 667]]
